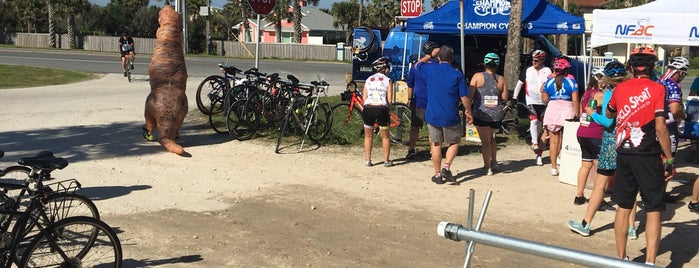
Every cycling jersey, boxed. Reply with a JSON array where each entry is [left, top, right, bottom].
[[363, 73, 390, 107], [607, 77, 666, 155], [659, 77, 682, 124], [542, 76, 578, 101], [518, 65, 551, 105]]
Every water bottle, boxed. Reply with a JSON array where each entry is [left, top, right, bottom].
[[587, 99, 597, 122]]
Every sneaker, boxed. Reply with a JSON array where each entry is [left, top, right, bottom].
[[431, 174, 445, 185], [536, 155, 543, 166], [142, 127, 155, 141], [486, 168, 493, 176], [628, 226, 638, 240], [665, 193, 680, 203], [406, 148, 417, 159], [574, 196, 587, 205], [364, 160, 372, 167], [597, 201, 617, 212], [441, 168, 455, 182], [567, 220, 590, 237], [689, 202, 699, 214], [549, 168, 559, 176], [530, 143, 539, 152], [383, 160, 394, 167]]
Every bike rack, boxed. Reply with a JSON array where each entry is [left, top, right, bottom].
[[437, 189, 654, 268]]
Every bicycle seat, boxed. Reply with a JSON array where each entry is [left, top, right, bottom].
[[287, 75, 300, 85], [223, 66, 242, 75], [18, 151, 68, 171]]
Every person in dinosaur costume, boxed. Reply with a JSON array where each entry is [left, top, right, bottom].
[[143, 4, 188, 155]]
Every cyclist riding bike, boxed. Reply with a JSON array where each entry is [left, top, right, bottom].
[[118, 32, 135, 76]]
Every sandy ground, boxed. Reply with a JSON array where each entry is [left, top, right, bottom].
[[1, 73, 698, 267]]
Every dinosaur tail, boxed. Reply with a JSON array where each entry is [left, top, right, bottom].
[[159, 138, 184, 155]]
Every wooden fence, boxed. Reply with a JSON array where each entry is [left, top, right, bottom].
[[1, 32, 353, 61]]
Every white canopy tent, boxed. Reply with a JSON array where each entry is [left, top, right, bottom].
[[590, 0, 699, 48]]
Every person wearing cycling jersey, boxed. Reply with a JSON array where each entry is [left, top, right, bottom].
[[406, 41, 439, 160], [118, 32, 135, 76], [417, 45, 470, 184], [361, 57, 394, 168], [541, 57, 579, 176], [513, 50, 552, 166], [572, 66, 605, 206], [659, 56, 689, 155], [468, 52, 507, 176], [606, 46, 675, 265]]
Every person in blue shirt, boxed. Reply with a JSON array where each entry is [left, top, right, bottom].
[[541, 57, 579, 176], [416, 45, 471, 184], [406, 41, 439, 159]]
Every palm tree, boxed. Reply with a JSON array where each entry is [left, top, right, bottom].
[[365, 0, 398, 28], [291, 0, 318, 43], [48, 1, 57, 47], [329, 1, 359, 44], [266, 0, 289, 43], [504, 0, 522, 89]]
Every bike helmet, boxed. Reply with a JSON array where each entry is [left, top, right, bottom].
[[423, 41, 439, 55], [627, 46, 657, 73], [603, 60, 627, 78], [531, 49, 546, 59], [372, 56, 391, 72], [483, 52, 500, 66], [667, 56, 690, 70], [553, 57, 570, 71], [591, 66, 604, 76]]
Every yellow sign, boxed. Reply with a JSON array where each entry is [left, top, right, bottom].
[[464, 124, 481, 143]]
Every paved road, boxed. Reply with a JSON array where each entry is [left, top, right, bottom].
[[0, 47, 351, 93]]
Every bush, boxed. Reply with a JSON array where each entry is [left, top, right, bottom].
[[691, 57, 699, 69]]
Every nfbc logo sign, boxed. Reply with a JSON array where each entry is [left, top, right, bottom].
[[690, 26, 699, 41], [615, 18, 654, 36]]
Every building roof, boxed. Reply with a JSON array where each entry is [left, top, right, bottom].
[[298, 7, 339, 31]]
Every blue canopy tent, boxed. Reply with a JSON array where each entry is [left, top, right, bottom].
[[405, 0, 584, 35]]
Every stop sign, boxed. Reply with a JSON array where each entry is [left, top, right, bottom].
[[247, 0, 276, 15], [401, 0, 422, 17]]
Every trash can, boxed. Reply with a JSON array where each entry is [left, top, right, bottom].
[[604, 52, 613, 64], [337, 42, 345, 61]]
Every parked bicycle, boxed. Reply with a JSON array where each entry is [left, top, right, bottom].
[[195, 64, 244, 116], [0, 151, 120, 267], [330, 89, 411, 144], [274, 76, 332, 153]]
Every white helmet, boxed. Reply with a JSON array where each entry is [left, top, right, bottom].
[[591, 66, 604, 76], [668, 56, 690, 70]]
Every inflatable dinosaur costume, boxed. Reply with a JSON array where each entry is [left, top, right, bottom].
[[143, 5, 188, 155]]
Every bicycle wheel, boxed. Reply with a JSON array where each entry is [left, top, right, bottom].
[[1, 165, 30, 180], [275, 107, 294, 153], [20, 216, 122, 268], [246, 89, 272, 131], [196, 75, 226, 115], [330, 103, 364, 145], [208, 97, 228, 134], [389, 103, 411, 144], [22, 192, 100, 240], [226, 100, 256, 141], [500, 105, 519, 135], [126, 58, 132, 83], [306, 102, 332, 142]]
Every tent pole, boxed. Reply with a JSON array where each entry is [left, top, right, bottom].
[[459, 0, 465, 73], [402, 30, 408, 80]]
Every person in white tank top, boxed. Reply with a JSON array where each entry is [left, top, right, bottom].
[[361, 57, 394, 167]]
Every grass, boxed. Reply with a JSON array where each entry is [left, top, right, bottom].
[[687, 68, 699, 77], [0, 64, 95, 89]]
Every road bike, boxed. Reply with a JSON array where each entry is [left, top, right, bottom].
[[0, 151, 120, 267], [274, 76, 332, 153], [195, 64, 244, 116], [330, 89, 411, 145]]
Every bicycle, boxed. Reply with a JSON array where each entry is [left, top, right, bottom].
[[274, 76, 332, 153], [123, 55, 133, 83], [0, 151, 120, 267], [195, 64, 243, 116], [330, 89, 412, 145]]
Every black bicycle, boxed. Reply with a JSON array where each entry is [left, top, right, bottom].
[[275, 76, 332, 153], [0, 151, 119, 267]]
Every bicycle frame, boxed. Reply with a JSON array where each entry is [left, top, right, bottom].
[[341, 90, 403, 129]]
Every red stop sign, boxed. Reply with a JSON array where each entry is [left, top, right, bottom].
[[401, 0, 422, 17], [247, 0, 276, 15]]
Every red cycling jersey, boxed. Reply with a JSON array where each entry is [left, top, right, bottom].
[[607, 77, 666, 155]]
